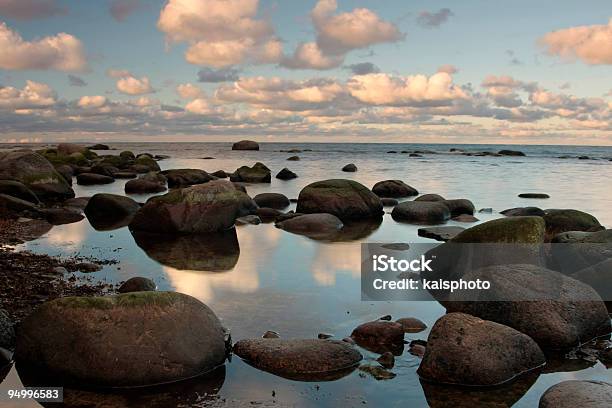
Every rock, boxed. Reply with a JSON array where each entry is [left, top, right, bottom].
[[479, 207, 493, 213], [15, 292, 227, 387], [0, 309, 15, 351], [232, 140, 259, 150], [130, 180, 257, 234], [498, 149, 526, 156], [409, 153, 422, 157], [351, 321, 404, 354], [41, 208, 84, 225], [0, 193, 40, 218], [376, 352, 395, 369], [381, 243, 410, 250], [415, 194, 446, 202], [275, 211, 302, 223], [233, 338, 362, 381], [235, 215, 262, 225], [76, 262, 102, 273], [118, 151, 134, 160], [132, 155, 160, 172], [409, 342, 426, 358], [318, 333, 333, 339], [118, 277, 156, 293], [85, 193, 140, 221], [76, 173, 114, 185], [276, 168, 297, 180], [452, 214, 479, 222], [253, 193, 290, 209], [55, 165, 74, 185], [551, 229, 612, 243], [501, 207, 545, 217], [391, 201, 450, 225], [90, 164, 119, 177], [372, 180, 418, 198], [256, 207, 282, 221], [445, 264, 611, 349], [452, 216, 545, 243], [341, 163, 357, 172], [418, 226, 465, 242], [52, 267, 68, 274], [262, 331, 280, 339], [571, 258, 612, 301], [276, 213, 343, 239], [125, 173, 167, 194], [519, 193, 550, 199], [0, 150, 74, 202], [379, 314, 392, 321], [417, 313, 545, 386], [211, 170, 229, 178], [89, 144, 109, 150], [287, 156, 300, 161], [161, 169, 214, 188], [543, 209, 603, 240], [358, 365, 396, 380], [230, 162, 271, 183], [0, 180, 40, 204], [441, 199, 475, 216], [380, 198, 398, 207], [395, 317, 427, 333], [57, 143, 88, 156], [113, 172, 137, 179], [296, 179, 383, 221], [539, 380, 612, 408]]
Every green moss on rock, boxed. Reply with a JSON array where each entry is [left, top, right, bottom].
[[452, 216, 545, 243]]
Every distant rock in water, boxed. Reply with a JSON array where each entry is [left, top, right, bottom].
[[76, 173, 114, 186], [500, 207, 545, 217], [539, 380, 612, 408], [118, 277, 156, 293], [232, 140, 259, 150], [342, 163, 357, 172], [253, 193, 290, 209], [287, 156, 300, 161], [415, 194, 445, 202], [498, 149, 526, 156], [276, 168, 297, 180], [372, 180, 418, 198], [161, 169, 214, 188], [519, 193, 550, 199], [88, 144, 110, 150], [230, 162, 271, 183]]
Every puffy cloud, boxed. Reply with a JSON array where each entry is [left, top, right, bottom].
[[157, 0, 281, 67], [347, 72, 467, 106], [540, 18, 612, 65], [0, 22, 87, 72], [185, 98, 211, 114], [0, 0, 64, 20], [106, 68, 132, 78], [417, 8, 453, 28], [130, 96, 158, 107], [281, 42, 344, 70], [0, 80, 56, 110], [109, 0, 143, 22], [197, 67, 240, 82], [481, 75, 536, 108], [176, 83, 203, 99], [77, 95, 107, 108], [111, 71, 154, 95], [344, 62, 380, 75], [68, 75, 87, 87], [437, 64, 458, 74]]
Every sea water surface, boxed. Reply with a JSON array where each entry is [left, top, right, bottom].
[[3, 142, 612, 407]]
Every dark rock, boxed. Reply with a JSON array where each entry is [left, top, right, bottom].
[[379, 314, 392, 321], [498, 150, 526, 156], [276, 168, 297, 180], [409, 153, 422, 157], [452, 214, 479, 222], [41, 208, 84, 225], [479, 207, 493, 213], [395, 317, 427, 333], [351, 321, 405, 354], [211, 170, 229, 178], [452, 216, 545, 243], [113, 172, 137, 179], [57, 143, 88, 156], [441, 198, 475, 216], [359, 364, 396, 380], [233, 338, 362, 381], [90, 164, 119, 177], [253, 193, 290, 209], [118, 277, 156, 293], [230, 162, 271, 183], [262, 331, 280, 339], [539, 380, 612, 408], [551, 229, 612, 243], [372, 180, 418, 198], [415, 194, 446, 202], [275, 211, 302, 223], [418, 226, 465, 241], [381, 243, 410, 250], [318, 333, 333, 339], [376, 352, 395, 369], [232, 140, 259, 150], [132, 155, 160, 172], [409, 341, 426, 358], [276, 213, 343, 239], [235, 215, 261, 225], [15, 292, 227, 387], [55, 165, 74, 185], [85, 193, 140, 220], [380, 198, 398, 207], [76, 262, 102, 273], [130, 180, 257, 234], [341, 163, 357, 172], [287, 156, 300, 161], [501, 207, 545, 217], [571, 258, 612, 301], [0, 194, 40, 218], [76, 173, 114, 185], [256, 207, 282, 221], [0, 180, 40, 204], [391, 201, 450, 224], [0, 309, 15, 351], [161, 169, 214, 188], [89, 144, 109, 150], [543, 209, 602, 241], [417, 313, 545, 386], [125, 172, 167, 194], [519, 193, 550, 199]]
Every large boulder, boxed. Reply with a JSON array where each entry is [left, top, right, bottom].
[[232, 140, 259, 150], [453, 216, 545, 243], [130, 180, 257, 234], [275, 213, 343, 239], [445, 264, 611, 349], [0, 150, 74, 202], [85, 193, 140, 220], [57, 143, 88, 156], [296, 179, 383, 221], [233, 339, 362, 381], [417, 313, 545, 386], [341, 163, 357, 172], [350, 321, 405, 355], [539, 380, 612, 408], [230, 162, 271, 183], [501, 207, 545, 217], [0, 309, 15, 350], [0, 180, 40, 204], [76, 173, 114, 185], [415, 193, 445, 202], [54, 165, 74, 185], [391, 201, 450, 224], [0, 193, 40, 218], [276, 168, 297, 180], [132, 155, 161, 172], [161, 169, 214, 188], [15, 292, 227, 387], [543, 209, 603, 240], [441, 199, 475, 216], [372, 180, 418, 198], [253, 193, 290, 209]]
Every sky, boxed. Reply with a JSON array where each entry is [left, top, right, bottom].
[[0, 0, 611, 145]]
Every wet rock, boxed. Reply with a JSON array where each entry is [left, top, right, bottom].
[[418, 226, 464, 242], [359, 364, 396, 380], [41, 208, 84, 225], [341, 163, 357, 172], [76, 262, 102, 273], [441, 199, 475, 216], [395, 317, 427, 333], [236, 215, 262, 225], [256, 207, 282, 221], [253, 193, 290, 209], [377, 352, 395, 368], [391, 201, 450, 225], [519, 193, 550, 199], [501, 206, 545, 217], [318, 333, 333, 339], [161, 169, 214, 188], [409, 342, 426, 358], [117, 277, 156, 293], [125, 172, 167, 194], [55, 165, 74, 185], [0, 150, 74, 202], [415, 194, 446, 202], [233, 338, 362, 381], [132, 155, 160, 172], [90, 164, 119, 177], [0, 309, 15, 351], [57, 143, 88, 156], [130, 180, 256, 234], [551, 229, 612, 243], [262, 331, 280, 339], [478, 207, 493, 213], [230, 162, 271, 183], [297, 179, 383, 221], [539, 380, 612, 408], [445, 264, 611, 349], [275, 211, 303, 223], [380, 198, 398, 207], [211, 170, 229, 178], [276, 168, 297, 180], [0, 194, 40, 218], [232, 140, 259, 150], [15, 292, 227, 387], [451, 214, 479, 222], [372, 180, 418, 198], [543, 209, 603, 241], [113, 172, 137, 179], [85, 193, 140, 225], [417, 313, 545, 386], [76, 173, 114, 185], [452, 216, 545, 243], [0, 180, 40, 204], [287, 156, 300, 161], [351, 321, 404, 354], [276, 213, 343, 239], [498, 149, 526, 156]]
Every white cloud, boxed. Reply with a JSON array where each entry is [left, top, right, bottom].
[[0, 80, 56, 110], [540, 18, 612, 65], [77, 95, 107, 108], [176, 83, 204, 99], [115, 74, 154, 95], [0, 22, 87, 72], [185, 98, 211, 114], [281, 42, 344, 70]]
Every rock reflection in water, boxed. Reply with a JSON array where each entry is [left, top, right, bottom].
[[17, 362, 226, 408], [239, 359, 359, 382], [131, 229, 240, 272], [289, 217, 383, 242], [87, 213, 134, 231]]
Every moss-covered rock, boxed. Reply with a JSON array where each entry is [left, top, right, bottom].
[[543, 209, 602, 241], [161, 169, 214, 188], [230, 162, 271, 183], [391, 201, 450, 225], [119, 150, 135, 160], [133, 155, 161, 172], [452, 216, 545, 243]]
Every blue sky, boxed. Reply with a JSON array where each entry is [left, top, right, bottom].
[[0, 0, 611, 144]]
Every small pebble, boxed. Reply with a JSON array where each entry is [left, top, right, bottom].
[[262, 330, 280, 339], [377, 352, 395, 369]]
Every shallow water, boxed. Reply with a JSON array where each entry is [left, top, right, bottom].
[[3, 142, 612, 407]]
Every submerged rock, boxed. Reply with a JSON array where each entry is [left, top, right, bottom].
[[230, 162, 271, 183], [395, 317, 427, 333], [418, 226, 465, 242], [372, 180, 418, 198], [117, 277, 156, 293], [232, 140, 259, 150], [519, 193, 550, 199], [341, 163, 357, 172], [391, 201, 450, 225], [501, 207, 545, 217], [351, 320, 405, 354], [539, 380, 612, 408], [276, 213, 343, 239], [253, 193, 290, 209], [233, 338, 362, 381], [276, 168, 297, 180], [417, 313, 545, 386], [15, 292, 227, 388]]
